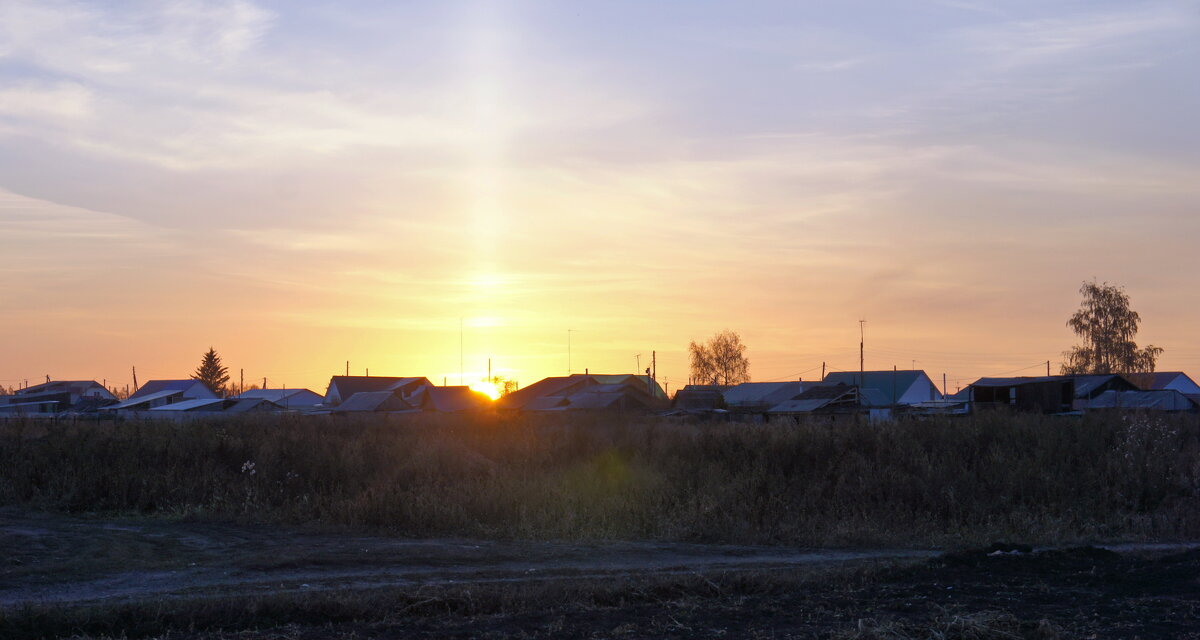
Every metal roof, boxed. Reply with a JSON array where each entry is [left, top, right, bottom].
[[108, 389, 184, 409], [334, 391, 414, 413], [1088, 389, 1196, 411], [129, 380, 216, 401], [822, 370, 940, 403], [722, 382, 807, 407], [969, 376, 1065, 387], [417, 386, 490, 412], [235, 389, 323, 404], [148, 398, 226, 412], [326, 377, 431, 403]]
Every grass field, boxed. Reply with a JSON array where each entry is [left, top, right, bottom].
[[2, 411, 1198, 546]]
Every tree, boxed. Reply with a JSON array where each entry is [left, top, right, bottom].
[[1060, 280, 1162, 375], [193, 347, 231, 395], [688, 329, 751, 386]]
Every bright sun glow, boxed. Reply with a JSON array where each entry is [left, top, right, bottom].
[[469, 380, 501, 400]]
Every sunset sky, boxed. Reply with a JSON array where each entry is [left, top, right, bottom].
[[3, 0, 1200, 395]]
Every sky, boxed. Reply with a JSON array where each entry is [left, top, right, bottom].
[[2, 0, 1200, 395]]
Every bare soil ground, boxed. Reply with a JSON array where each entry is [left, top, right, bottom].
[[3, 509, 1199, 639]]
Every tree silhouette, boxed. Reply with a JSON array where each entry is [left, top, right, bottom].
[[1061, 281, 1162, 375], [689, 330, 750, 386], [193, 347, 231, 395]]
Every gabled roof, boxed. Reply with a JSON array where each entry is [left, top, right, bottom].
[[325, 376, 431, 404], [16, 380, 114, 399], [234, 388, 323, 405], [417, 386, 491, 412], [106, 389, 186, 410], [769, 384, 859, 413], [496, 375, 592, 410], [129, 380, 217, 401], [148, 398, 227, 412], [822, 370, 940, 403], [1130, 371, 1200, 393], [969, 376, 1066, 388], [225, 398, 284, 413], [1089, 389, 1197, 411], [1068, 374, 1138, 398], [722, 382, 808, 408], [499, 373, 668, 412], [333, 390, 415, 413]]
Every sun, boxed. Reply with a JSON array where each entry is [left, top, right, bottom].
[[469, 380, 501, 401]]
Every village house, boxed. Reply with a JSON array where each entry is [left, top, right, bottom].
[[104, 379, 219, 413]]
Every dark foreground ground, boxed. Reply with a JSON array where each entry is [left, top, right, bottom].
[[2, 510, 1198, 639]]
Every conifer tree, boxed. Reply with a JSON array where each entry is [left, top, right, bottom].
[[193, 347, 231, 395]]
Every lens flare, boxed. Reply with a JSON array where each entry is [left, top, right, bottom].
[[469, 380, 501, 401]]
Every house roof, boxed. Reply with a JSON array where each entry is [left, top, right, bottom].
[[969, 376, 1066, 388], [496, 375, 591, 410], [16, 380, 112, 398], [722, 382, 807, 407], [417, 386, 491, 412], [769, 384, 859, 413], [225, 398, 284, 413], [107, 389, 185, 410], [500, 374, 667, 412], [129, 380, 214, 401], [1068, 374, 1138, 398], [148, 398, 226, 412], [822, 370, 940, 403], [326, 377, 431, 402], [1137, 372, 1199, 391], [1089, 389, 1196, 411], [234, 388, 323, 404], [333, 391, 415, 413]]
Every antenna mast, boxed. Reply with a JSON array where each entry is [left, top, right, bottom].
[[859, 319, 866, 386]]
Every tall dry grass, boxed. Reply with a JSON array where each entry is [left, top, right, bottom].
[[1, 412, 1197, 545]]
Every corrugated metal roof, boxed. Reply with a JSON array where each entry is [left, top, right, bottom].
[[326, 377, 431, 404], [148, 398, 226, 412], [1089, 390, 1196, 411], [235, 389, 323, 404], [334, 391, 414, 413], [129, 380, 216, 401], [969, 376, 1064, 387], [723, 382, 807, 407], [823, 370, 940, 403], [108, 389, 183, 409], [225, 398, 283, 413], [418, 386, 490, 412]]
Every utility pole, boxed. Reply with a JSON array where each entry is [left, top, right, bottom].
[[635, 353, 641, 373], [240, 369, 244, 395], [1047, 360, 1051, 376], [345, 361, 349, 376], [366, 368, 369, 376], [858, 320, 866, 387], [263, 377, 267, 389], [488, 357, 492, 382], [651, 351, 656, 381], [131, 366, 138, 392], [459, 317, 464, 385], [943, 373, 947, 398], [821, 361, 826, 381]]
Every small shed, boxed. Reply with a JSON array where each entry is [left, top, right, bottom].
[[969, 377, 1075, 413]]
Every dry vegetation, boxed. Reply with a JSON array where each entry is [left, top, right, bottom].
[[2, 412, 1199, 546]]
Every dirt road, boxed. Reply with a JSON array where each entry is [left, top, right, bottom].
[[1, 509, 937, 607], [5, 510, 1200, 638]]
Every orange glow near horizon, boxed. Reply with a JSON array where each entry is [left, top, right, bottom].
[[469, 380, 502, 401], [4, 4, 1200, 396]]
